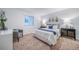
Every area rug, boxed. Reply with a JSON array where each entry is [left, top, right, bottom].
[[13, 34, 79, 50]]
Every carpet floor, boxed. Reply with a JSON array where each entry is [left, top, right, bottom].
[[13, 34, 79, 50]]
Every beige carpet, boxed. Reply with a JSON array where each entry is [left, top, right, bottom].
[[13, 34, 79, 50]]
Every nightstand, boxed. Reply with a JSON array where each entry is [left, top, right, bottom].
[[61, 28, 76, 40]]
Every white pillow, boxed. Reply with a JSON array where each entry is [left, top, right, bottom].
[[53, 25, 58, 29]]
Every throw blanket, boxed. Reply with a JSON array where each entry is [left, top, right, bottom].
[[39, 28, 56, 35]]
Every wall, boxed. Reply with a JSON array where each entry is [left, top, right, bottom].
[[43, 8, 79, 18], [71, 16, 79, 40], [71, 16, 79, 29], [42, 9, 79, 28], [42, 8, 79, 40], [1, 8, 41, 35]]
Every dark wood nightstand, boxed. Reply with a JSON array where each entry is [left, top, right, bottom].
[[13, 29, 23, 42], [61, 28, 76, 40]]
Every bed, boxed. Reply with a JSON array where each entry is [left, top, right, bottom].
[[33, 28, 60, 46]]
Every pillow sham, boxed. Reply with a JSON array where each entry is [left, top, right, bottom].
[[53, 25, 58, 29]]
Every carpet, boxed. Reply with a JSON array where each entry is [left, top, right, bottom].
[[13, 34, 79, 50]]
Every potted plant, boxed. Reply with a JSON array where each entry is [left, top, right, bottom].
[[0, 10, 7, 30]]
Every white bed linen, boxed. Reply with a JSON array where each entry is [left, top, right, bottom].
[[34, 28, 60, 45]]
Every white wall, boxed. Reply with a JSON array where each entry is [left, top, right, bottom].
[[71, 16, 79, 28], [1, 8, 41, 35], [43, 8, 79, 26], [42, 8, 79, 40], [71, 16, 79, 40], [2, 8, 79, 38], [43, 8, 79, 18]]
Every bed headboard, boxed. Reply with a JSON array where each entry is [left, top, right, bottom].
[[46, 17, 60, 29]]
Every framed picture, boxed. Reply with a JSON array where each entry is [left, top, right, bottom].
[[49, 18, 51, 22], [55, 17, 58, 22], [24, 16, 34, 26], [52, 18, 54, 22]]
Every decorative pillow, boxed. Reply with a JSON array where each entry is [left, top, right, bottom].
[[53, 25, 58, 29], [48, 25, 53, 29]]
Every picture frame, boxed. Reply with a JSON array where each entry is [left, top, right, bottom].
[[24, 16, 34, 26], [52, 18, 54, 22]]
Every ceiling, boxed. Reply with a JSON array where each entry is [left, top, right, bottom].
[[17, 8, 67, 16], [18, 8, 79, 19], [43, 8, 79, 19], [3, 8, 79, 19]]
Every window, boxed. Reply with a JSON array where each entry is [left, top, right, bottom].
[[24, 16, 34, 26]]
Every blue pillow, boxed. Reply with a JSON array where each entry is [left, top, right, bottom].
[[49, 25, 53, 29]]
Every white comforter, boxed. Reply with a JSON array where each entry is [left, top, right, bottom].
[[34, 28, 60, 45]]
